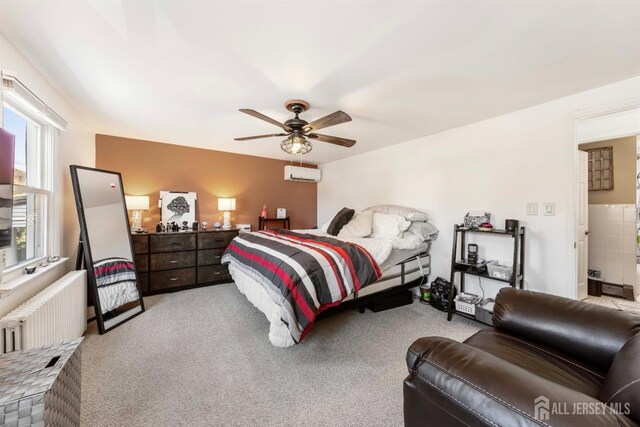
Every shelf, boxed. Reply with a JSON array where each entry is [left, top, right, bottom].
[[455, 226, 522, 236], [448, 223, 526, 322], [260, 217, 289, 221], [453, 263, 523, 285]]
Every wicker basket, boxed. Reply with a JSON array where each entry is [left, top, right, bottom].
[[0, 338, 83, 426]]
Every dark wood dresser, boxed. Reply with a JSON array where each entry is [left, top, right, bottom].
[[131, 229, 239, 295]]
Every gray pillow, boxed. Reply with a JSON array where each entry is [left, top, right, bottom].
[[364, 205, 429, 222], [408, 221, 439, 241], [327, 208, 355, 236]]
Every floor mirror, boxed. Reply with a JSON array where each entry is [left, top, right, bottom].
[[70, 165, 145, 334]]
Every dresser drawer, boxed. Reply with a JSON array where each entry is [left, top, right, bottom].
[[132, 235, 149, 254], [150, 233, 196, 252], [198, 231, 237, 249], [197, 248, 225, 266], [150, 251, 196, 271], [150, 268, 196, 291], [135, 254, 149, 272], [137, 273, 149, 293], [198, 265, 230, 284]]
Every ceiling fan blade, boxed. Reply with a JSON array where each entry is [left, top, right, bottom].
[[308, 133, 356, 148], [234, 133, 288, 141], [304, 111, 352, 132], [239, 109, 291, 131]]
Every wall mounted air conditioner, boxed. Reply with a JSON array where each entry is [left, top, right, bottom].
[[284, 165, 321, 183]]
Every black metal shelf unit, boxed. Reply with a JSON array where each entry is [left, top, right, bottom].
[[447, 225, 526, 321]]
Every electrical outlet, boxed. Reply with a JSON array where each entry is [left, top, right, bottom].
[[543, 202, 556, 216], [526, 202, 538, 216]]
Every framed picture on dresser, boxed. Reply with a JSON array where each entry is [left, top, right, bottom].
[[160, 191, 197, 224]]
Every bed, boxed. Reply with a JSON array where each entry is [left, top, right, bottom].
[[222, 208, 436, 347]]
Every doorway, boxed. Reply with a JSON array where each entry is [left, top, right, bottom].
[[578, 137, 637, 302], [574, 104, 640, 304]]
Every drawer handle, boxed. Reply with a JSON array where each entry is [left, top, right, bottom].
[[215, 239, 223, 242], [169, 242, 181, 246], [170, 278, 178, 281], [170, 260, 179, 264], [214, 272, 221, 275], [214, 256, 221, 259]]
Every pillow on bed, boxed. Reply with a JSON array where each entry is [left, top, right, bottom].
[[369, 213, 411, 239], [338, 210, 374, 238], [392, 232, 425, 250], [408, 221, 439, 241], [327, 207, 355, 236], [364, 205, 429, 222]]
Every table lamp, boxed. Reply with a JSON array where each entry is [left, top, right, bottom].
[[125, 195, 149, 231], [218, 197, 236, 229]]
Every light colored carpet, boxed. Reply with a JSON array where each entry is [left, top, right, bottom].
[[80, 284, 480, 426]]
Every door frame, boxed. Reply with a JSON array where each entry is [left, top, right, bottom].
[[572, 100, 640, 300]]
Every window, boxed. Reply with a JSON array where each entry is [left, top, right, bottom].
[[2, 104, 51, 270]]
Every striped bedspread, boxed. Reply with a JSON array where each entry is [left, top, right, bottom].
[[222, 229, 382, 343], [93, 257, 137, 288]]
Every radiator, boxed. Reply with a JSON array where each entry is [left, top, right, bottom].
[[0, 270, 87, 353]]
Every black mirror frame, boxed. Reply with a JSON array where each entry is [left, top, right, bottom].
[[70, 165, 145, 334]]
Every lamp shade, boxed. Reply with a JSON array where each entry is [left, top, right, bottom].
[[125, 195, 149, 210], [218, 197, 236, 211]]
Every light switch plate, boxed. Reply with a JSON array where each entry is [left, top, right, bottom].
[[526, 202, 538, 216], [543, 202, 556, 216]]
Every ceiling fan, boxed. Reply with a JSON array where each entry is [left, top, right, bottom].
[[234, 99, 356, 155]]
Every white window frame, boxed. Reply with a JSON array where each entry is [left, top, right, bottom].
[[1, 99, 56, 280]]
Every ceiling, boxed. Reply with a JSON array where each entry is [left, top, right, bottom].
[[1, 0, 639, 164]]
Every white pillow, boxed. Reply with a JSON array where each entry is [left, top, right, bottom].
[[392, 232, 424, 250], [369, 213, 411, 239], [364, 205, 429, 222], [408, 221, 439, 241], [338, 211, 374, 238], [320, 220, 331, 233]]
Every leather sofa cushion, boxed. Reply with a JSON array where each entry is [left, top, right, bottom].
[[406, 336, 636, 427], [600, 333, 640, 423], [465, 329, 605, 398], [493, 288, 640, 371]]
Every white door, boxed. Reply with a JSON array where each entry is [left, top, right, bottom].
[[577, 151, 589, 300]]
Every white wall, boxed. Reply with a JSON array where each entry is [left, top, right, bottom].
[[0, 33, 95, 315], [318, 77, 640, 299]]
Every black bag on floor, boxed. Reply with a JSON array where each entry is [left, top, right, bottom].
[[429, 277, 456, 312]]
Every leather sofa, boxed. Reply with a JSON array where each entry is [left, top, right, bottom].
[[404, 288, 640, 426]]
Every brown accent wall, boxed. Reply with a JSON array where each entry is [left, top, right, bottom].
[[95, 134, 317, 231], [579, 136, 637, 205]]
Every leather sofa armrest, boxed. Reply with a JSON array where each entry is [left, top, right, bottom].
[[406, 337, 636, 427], [493, 288, 640, 371]]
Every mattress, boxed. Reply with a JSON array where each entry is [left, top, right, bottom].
[[345, 252, 430, 300], [379, 242, 431, 271]]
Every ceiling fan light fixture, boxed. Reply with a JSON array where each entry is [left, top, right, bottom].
[[281, 134, 312, 155]]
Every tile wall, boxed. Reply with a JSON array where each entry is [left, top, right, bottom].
[[588, 204, 636, 286]]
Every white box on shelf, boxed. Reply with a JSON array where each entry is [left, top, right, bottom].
[[454, 293, 481, 316], [486, 260, 513, 280]]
